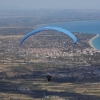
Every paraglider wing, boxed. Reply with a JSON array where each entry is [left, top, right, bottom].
[[20, 26, 77, 46]]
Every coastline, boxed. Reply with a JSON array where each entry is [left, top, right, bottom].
[[88, 34, 99, 50], [36, 20, 100, 27]]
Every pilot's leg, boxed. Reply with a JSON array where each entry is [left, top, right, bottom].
[[47, 75, 52, 81]]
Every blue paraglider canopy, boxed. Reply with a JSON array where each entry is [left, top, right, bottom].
[[20, 26, 77, 46]]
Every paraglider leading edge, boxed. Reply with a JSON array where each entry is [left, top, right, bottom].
[[20, 26, 77, 46]]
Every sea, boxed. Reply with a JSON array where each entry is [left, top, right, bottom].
[[40, 20, 100, 50]]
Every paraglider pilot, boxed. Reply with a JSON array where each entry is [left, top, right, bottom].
[[46, 73, 52, 81]]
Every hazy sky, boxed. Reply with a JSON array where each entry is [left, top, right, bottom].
[[0, 0, 100, 10]]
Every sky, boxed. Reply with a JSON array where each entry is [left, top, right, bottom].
[[0, 0, 100, 10]]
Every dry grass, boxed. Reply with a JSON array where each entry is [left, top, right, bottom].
[[0, 93, 35, 100], [0, 35, 23, 39]]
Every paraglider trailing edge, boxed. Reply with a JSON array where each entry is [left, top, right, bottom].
[[19, 26, 77, 46]]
